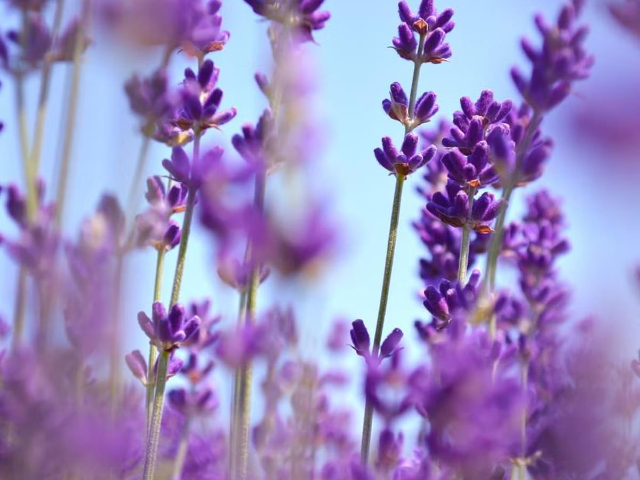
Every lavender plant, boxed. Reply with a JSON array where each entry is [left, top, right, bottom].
[[0, 1, 636, 480]]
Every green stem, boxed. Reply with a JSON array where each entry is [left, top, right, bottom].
[[171, 415, 192, 480], [30, 0, 66, 178], [109, 253, 125, 413], [359, 32, 426, 466], [518, 361, 529, 480], [11, 268, 27, 350], [169, 187, 197, 307], [232, 170, 266, 479], [54, 12, 87, 230], [360, 173, 406, 463], [169, 131, 200, 307], [229, 289, 247, 470], [484, 112, 543, 337], [141, 350, 170, 480], [140, 135, 199, 478], [14, 71, 38, 222], [406, 34, 426, 129], [457, 188, 476, 286], [145, 249, 165, 430], [126, 136, 152, 219]]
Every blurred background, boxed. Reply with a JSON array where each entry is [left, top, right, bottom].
[[0, 0, 638, 371]]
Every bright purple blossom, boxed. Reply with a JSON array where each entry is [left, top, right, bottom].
[[382, 82, 438, 129], [393, 0, 455, 63], [349, 320, 403, 361], [137, 302, 201, 352], [374, 133, 437, 176], [427, 182, 502, 233]]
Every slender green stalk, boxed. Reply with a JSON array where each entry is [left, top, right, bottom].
[[109, 252, 126, 412], [170, 185, 197, 306], [54, 17, 88, 229], [15, 72, 38, 222], [126, 136, 152, 220], [406, 36, 427, 127], [360, 173, 406, 463], [458, 226, 472, 285], [484, 112, 543, 337], [10, 15, 34, 353], [145, 249, 166, 430], [141, 350, 170, 480], [140, 134, 200, 479], [229, 289, 247, 469], [11, 268, 27, 350], [232, 169, 266, 479], [171, 415, 192, 480], [360, 32, 426, 465], [30, 0, 66, 177], [517, 361, 529, 480], [457, 188, 476, 286]]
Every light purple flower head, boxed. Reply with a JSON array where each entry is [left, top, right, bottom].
[[243, 0, 331, 43]]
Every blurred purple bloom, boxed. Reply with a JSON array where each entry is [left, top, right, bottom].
[[243, 0, 331, 43], [511, 1, 594, 112], [422, 269, 481, 325]]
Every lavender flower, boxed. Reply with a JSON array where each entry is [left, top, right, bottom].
[[511, 0, 594, 113], [393, 0, 455, 63], [374, 133, 437, 176], [427, 182, 502, 233], [162, 145, 225, 190], [610, 0, 640, 37], [349, 320, 403, 361], [242, 0, 331, 42], [382, 82, 438, 129], [175, 59, 237, 133], [137, 301, 201, 352], [125, 349, 184, 384]]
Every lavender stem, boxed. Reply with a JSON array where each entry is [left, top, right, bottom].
[[484, 112, 543, 337], [360, 172, 406, 463], [360, 31, 426, 464], [457, 188, 476, 286], [30, 0, 66, 179], [171, 415, 192, 480], [141, 133, 200, 479], [141, 350, 170, 480], [145, 248, 166, 430], [54, 5, 89, 230], [11, 268, 27, 350]]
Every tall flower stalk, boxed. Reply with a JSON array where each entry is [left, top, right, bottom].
[[360, 0, 453, 461], [141, 134, 200, 480]]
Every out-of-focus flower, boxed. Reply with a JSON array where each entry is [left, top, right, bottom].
[[511, 0, 594, 113], [610, 0, 640, 38], [125, 349, 184, 385], [242, 0, 331, 43]]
